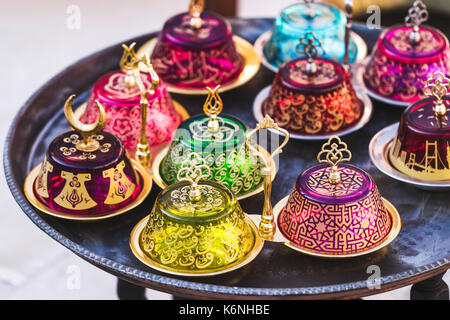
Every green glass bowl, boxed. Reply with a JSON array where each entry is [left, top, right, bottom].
[[158, 114, 266, 198]]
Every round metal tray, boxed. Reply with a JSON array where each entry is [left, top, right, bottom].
[[4, 19, 449, 299]]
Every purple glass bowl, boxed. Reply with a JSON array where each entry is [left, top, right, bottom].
[[364, 25, 450, 104], [277, 163, 393, 256], [151, 12, 244, 89], [32, 131, 143, 218]]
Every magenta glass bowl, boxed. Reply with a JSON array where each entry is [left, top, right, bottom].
[[277, 163, 393, 256], [263, 57, 363, 135], [389, 96, 450, 181], [33, 131, 143, 218], [364, 25, 450, 104], [81, 70, 182, 151], [150, 11, 244, 89]]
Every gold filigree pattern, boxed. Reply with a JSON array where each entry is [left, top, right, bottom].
[[57, 134, 111, 160], [140, 204, 254, 271], [35, 156, 53, 198], [103, 160, 136, 205], [305, 166, 365, 197], [278, 184, 392, 255], [54, 172, 97, 210]]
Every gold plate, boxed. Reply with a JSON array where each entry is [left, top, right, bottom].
[[272, 196, 402, 258], [151, 144, 277, 200], [23, 159, 152, 221], [137, 35, 261, 95], [129, 213, 264, 277]]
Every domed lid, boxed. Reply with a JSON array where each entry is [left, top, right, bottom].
[[279, 31, 345, 91], [174, 85, 247, 150], [160, 0, 232, 49], [278, 2, 344, 33], [48, 95, 124, 169], [297, 135, 372, 203], [378, 0, 448, 62], [158, 152, 237, 223], [403, 71, 450, 133]]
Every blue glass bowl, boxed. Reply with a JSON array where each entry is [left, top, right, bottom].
[[263, 2, 358, 67]]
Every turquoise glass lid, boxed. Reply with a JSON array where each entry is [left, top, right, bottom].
[[263, 2, 358, 67]]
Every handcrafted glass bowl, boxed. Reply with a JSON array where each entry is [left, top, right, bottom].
[[261, 2, 362, 69], [363, 25, 450, 105], [389, 96, 450, 181], [150, 11, 244, 90], [275, 163, 400, 257], [153, 114, 273, 199], [130, 180, 263, 276], [24, 131, 151, 220], [261, 57, 364, 136], [80, 70, 184, 151]]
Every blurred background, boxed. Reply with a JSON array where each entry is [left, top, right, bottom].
[[1, 0, 449, 299]]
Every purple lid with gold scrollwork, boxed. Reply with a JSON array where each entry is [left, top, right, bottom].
[[160, 11, 232, 49]]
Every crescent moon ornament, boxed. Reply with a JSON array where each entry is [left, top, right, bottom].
[[64, 94, 106, 152]]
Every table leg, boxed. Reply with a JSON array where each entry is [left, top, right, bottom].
[[117, 278, 147, 300], [410, 272, 449, 300]]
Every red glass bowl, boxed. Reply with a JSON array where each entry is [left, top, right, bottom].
[[150, 12, 244, 89], [277, 163, 396, 257], [389, 96, 450, 181], [81, 70, 182, 151], [262, 58, 362, 135], [364, 25, 450, 104], [25, 131, 150, 220]]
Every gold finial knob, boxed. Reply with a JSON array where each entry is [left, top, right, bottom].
[[189, 0, 205, 29], [203, 85, 223, 132], [405, 0, 428, 45], [317, 136, 352, 185], [296, 31, 325, 76], [245, 115, 290, 241], [424, 71, 449, 117], [120, 43, 139, 88], [64, 95, 106, 153], [177, 152, 211, 202], [132, 53, 160, 168]]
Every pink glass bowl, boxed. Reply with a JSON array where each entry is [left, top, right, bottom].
[[364, 25, 450, 104], [277, 163, 393, 256], [81, 70, 182, 151], [389, 96, 450, 181], [150, 12, 244, 89], [32, 131, 143, 218], [263, 58, 362, 135]]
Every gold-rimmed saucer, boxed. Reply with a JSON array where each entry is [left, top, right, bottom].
[[151, 144, 277, 200], [136, 35, 261, 95], [23, 159, 152, 221], [266, 196, 402, 259], [129, 213, 264, 277]]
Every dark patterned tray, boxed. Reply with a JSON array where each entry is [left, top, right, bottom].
[[4, 18, 449, 299]]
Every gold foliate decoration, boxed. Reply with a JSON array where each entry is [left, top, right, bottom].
[[120, 42, 139, 87], [203, 85, 223, 132], [188, 0, 205, 29], [405, 0, 428, 44], [35, 156, 53, 198], [102, 160, 136, 205], [317, 136, 352, 184], [245, 115, 290, 240], [64, 95, 106, 153], [424, 71, 449, 118], [54, 172, 97, 210], [295, 31, 324, 76], [177, 152, 212, 202]]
